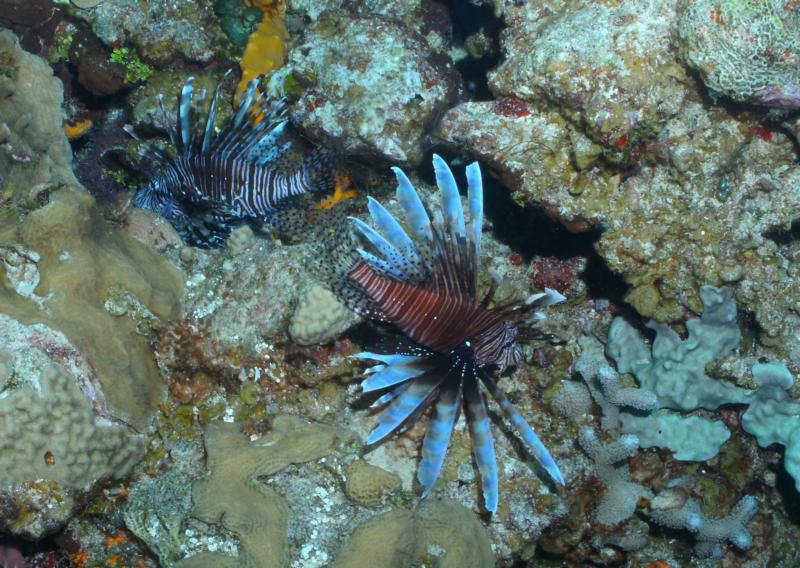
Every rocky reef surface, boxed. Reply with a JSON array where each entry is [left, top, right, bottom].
[[0, 0, 799, 566]]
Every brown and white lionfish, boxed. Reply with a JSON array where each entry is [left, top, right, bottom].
[[126, 72, 334, 248], [332, 155, 565, 513]]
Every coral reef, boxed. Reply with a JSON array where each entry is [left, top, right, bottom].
[[333, 500, 494, 568], [677, 0, 800, 109], [577, 428, 652, 526], [275, 10, 459, 164], [343, 459, 402, 508], [8, 189, 184, 427], [439, 2, 800, 359], [650, 485, 758, 558]]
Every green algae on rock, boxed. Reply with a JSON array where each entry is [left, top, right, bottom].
[[71, 0, 226, 64]]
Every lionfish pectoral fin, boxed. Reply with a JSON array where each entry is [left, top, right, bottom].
[[465, 161, 483, 259], [480, 373, 564, 486], [525, 287, 567, 308], [418, 380, 463, 498], [360, 359, 431, 393], [464, 378, 499, 514], [176, 199, 242, 249], [366, 373, 443, 445]]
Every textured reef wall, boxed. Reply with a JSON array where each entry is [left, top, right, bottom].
[[1, 0, 800, 566]]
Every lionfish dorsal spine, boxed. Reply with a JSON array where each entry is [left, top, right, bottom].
[[201, 70, 231, 155], [179, 78, 195, 152]]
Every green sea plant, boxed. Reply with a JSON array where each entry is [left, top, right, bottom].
[[109, 47, 153, 85]]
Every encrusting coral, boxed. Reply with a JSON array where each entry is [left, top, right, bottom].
[[677, 0, 800, 108]]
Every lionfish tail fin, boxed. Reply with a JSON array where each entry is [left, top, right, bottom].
[[480, 372, 564, 486]]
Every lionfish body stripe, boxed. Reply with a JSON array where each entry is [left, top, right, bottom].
[[329, 154, 567, 514], [128, 73, 334, 248]]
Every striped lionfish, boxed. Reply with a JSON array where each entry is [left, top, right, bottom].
[[332, 155, 565, 513], [126, 72, 334, 248]]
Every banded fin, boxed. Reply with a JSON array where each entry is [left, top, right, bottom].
[[353, 157, 483, 300], [134, 187, 240, 249], [367, 372, 443, 445], [432, 154, 466, 240], [464, 377, 499, 514], [393, 167, 433, 244], [466, 161, 483, 264], [418, 379, 463, 497], [480, 372, 564, 485]]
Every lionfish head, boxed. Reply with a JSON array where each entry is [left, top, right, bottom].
[[472, 320, 521, 370]]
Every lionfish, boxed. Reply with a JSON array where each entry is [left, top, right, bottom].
[[126, 72, 334, 248], [332, 155, 565, 513]]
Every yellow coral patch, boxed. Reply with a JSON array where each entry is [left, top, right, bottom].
[[64, 119, 93, 139], [236, 0, 289, 100]]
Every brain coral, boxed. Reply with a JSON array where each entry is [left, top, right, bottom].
[[677, 0, 800, 108], [343, 459, 402, 508], [289, 284, 361, 346]]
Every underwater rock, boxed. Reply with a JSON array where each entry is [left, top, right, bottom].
[[332, 499, 493, 568], [442, 91, 800, 357], [277, 11, 459, 164], [0, 319, 145, 538], [489, 0, 687, 163], [289, 283, 361, 346], [0, 29, 79, 204], [180, 415, 348, 567], [123, 440, 205, 567], [677, 0, 800, 109], [181, 238, 317, 353], [71, 0, 225, 64]]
